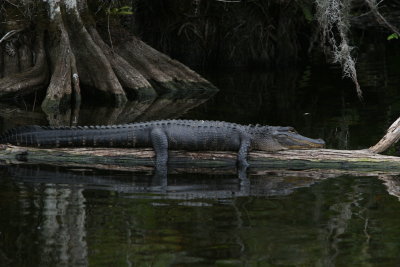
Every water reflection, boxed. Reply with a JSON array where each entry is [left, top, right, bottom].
[[0, 164, 329, 266], [0, 103, 48, 133], [2, 165, 400, 265], [39, 187, 87, 266], [0, 174, 88, 266], [0, 86, 216, 130]]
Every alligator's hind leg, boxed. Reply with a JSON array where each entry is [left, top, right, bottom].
[[237, 134, 251, 169], [151, 128, 169, 167], [237, 134, 251, 186], [150, 128, 169, 189]]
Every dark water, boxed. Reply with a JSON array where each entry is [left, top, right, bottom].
[[2, 48, 400, 265], [2, 165, 400, 266]]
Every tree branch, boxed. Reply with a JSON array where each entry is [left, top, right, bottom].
[[365, 0, 400, 36], [369, 117, 400, 153]]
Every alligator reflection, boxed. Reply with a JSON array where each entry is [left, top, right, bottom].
[[2, 164, 323, 198]]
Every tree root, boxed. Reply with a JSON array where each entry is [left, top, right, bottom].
[[0, 31, 48, 98], [87, 27, 156, 100], [116, 37, 217, 94], [0, 0, 217, 113]]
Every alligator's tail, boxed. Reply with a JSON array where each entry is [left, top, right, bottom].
[[0, 125, 129, 148], [0, 126, 44, 146]]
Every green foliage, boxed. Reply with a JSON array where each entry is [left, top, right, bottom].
[[107, 6, 133, 16], [387, 33, 399, 41], [298, 2, 313, 22]]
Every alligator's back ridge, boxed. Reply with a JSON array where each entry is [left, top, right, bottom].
[[5, 120, 245, 132]]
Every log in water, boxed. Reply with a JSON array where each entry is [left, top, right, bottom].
[[1, 145, 400, 174]]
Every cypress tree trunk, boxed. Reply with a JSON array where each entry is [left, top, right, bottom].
[[0, 0, 217, 113]]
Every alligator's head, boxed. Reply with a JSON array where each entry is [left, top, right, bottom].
[[251, 126, 325, 151]]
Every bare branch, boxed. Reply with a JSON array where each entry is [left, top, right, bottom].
[[365, 0, 400, 36]]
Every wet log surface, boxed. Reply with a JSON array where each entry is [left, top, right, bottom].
[[1, 145, 400, 174]]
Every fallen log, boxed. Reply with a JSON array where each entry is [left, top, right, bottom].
[[1, 145, 400, 174]]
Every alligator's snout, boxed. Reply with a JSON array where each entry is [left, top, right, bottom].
[[290, 136, 325, 149], [313, 138, 326, 148], [275, 131, 326, 149]]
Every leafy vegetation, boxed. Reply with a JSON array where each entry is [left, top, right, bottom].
[[107, 5, 133, 16], [388, 33, 399, 40]]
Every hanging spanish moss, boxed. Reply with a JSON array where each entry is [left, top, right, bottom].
[[314, 0, 362, 98]]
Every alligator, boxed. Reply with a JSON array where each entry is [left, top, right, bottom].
[[0, 120, 325, 170]]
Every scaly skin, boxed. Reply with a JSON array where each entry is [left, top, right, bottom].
[[0, 120, 325, 169]]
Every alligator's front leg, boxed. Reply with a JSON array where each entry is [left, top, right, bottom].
[[150, 128, 169, 189]]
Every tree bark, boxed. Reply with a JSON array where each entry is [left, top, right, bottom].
[[41, 0, 80, 113]]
